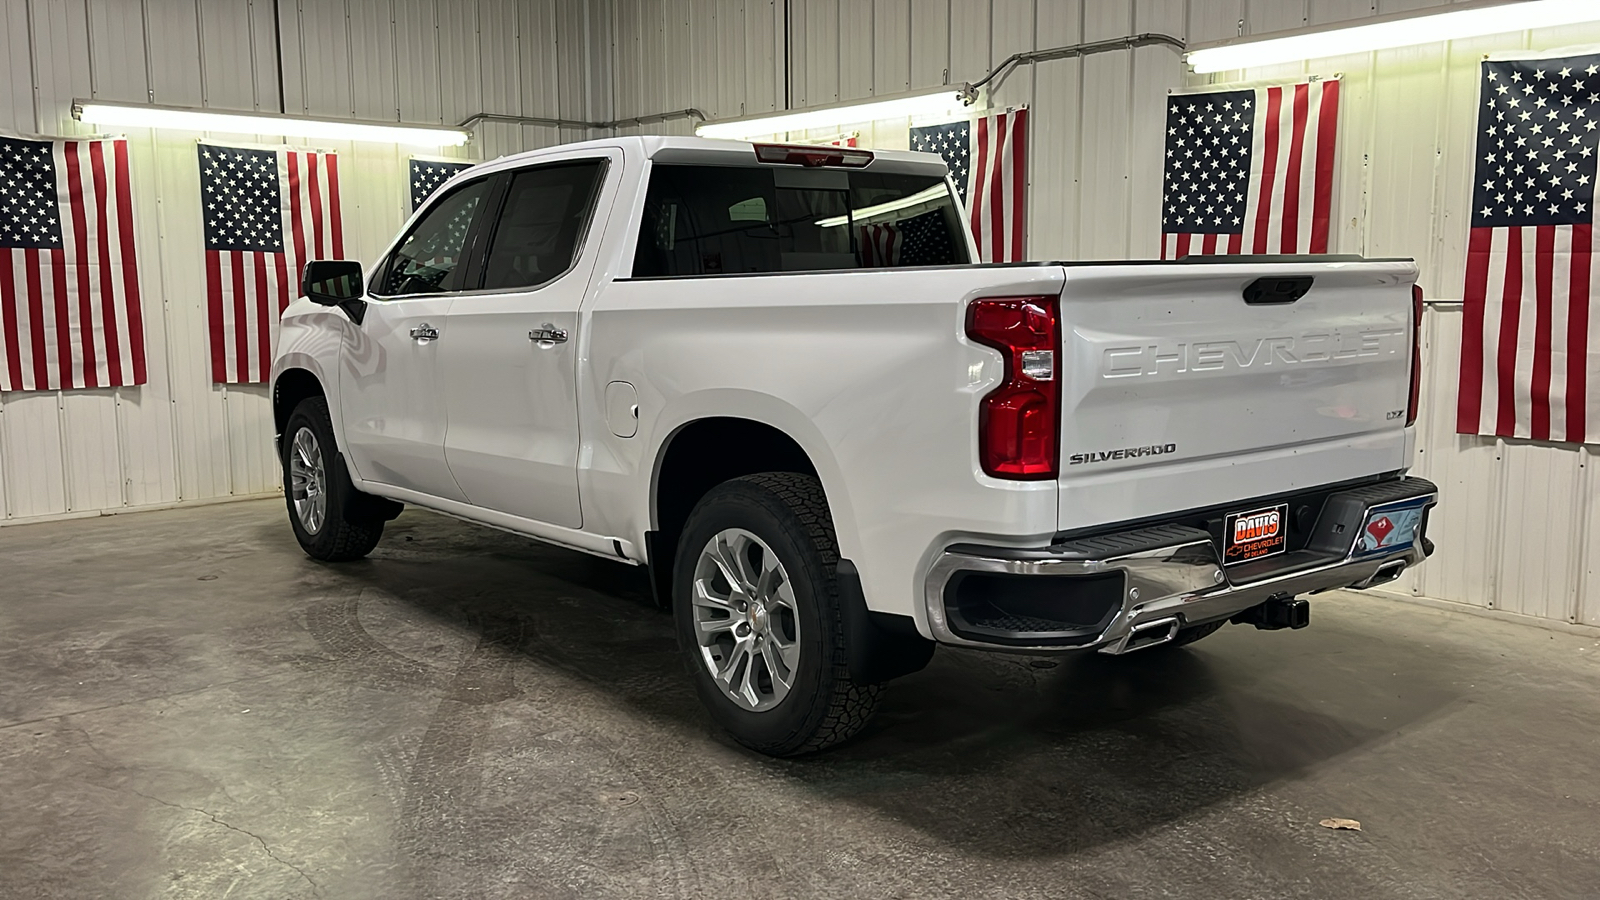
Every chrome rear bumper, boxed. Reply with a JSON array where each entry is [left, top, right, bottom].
[[922, 477, 1437, 654]]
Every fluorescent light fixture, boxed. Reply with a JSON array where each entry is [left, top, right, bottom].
[[74, 101, 471, 147], [815, 185, 949, 228], [696, 88, 970, 140], [1187, 0, 1600, 73]]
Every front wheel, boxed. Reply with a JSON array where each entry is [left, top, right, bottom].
[[281, 396, 392, 561], [673, 473, 880, 756]]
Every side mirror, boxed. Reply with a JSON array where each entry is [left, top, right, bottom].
[[301, 260, 367, 324]]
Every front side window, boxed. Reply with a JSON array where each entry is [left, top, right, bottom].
[[632, 164, 970, 277], [479, 161, 606, 291], [375, 177, 491, 296]]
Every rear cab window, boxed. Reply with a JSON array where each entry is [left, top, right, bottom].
[[632, 163, 970, 277]]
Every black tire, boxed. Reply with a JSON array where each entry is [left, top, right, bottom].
[[280, 396, 390, 562], [672, 473, 881, 757]]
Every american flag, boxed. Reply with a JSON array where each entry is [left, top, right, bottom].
[[409, 157, 473, 211], [855, 210, 955, 267], [1459, 54, 1600, 444], [1160, 80, 1340, 259], [858, 222, 899, 266], [201, 144, 342, 384], [911, 109, 1028, 263], [0, 135, 145, 391]]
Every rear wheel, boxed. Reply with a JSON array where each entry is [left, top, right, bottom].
[[281, 396, 391, 561], [673, 473, 880, 756]]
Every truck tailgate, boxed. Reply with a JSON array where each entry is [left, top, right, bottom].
[[1053, 259, 1418, 533]]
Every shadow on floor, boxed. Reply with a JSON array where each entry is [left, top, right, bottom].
[[266, 509, 1461, 861]]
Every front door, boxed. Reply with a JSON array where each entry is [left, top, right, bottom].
[[441, 156, 614, 529], [337, 174, 494, 501], [338, 295, 462, 499]]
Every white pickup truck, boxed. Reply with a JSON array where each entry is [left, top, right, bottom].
[[272, 136, 1437, 756]]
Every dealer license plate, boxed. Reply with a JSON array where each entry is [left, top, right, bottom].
[[1222, 503, 1289, 565]]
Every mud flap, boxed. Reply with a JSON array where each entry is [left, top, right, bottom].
[[837, 559, 936, 684]]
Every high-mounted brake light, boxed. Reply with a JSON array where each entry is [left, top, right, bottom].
[[966, 297, 1060, 479], [752, 143, 874, 168], [1408, 284, 1424, 427]]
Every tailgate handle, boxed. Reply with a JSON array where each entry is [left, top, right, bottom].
[[1243, 276, 1313, 305]]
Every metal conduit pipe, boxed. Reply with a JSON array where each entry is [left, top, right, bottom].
[[456, 108, 710, 132], [458, 34, 1183, 134], [959, 32, 1187, 102]]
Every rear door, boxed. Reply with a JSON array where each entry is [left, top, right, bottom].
[[1053, 259, 1418, 532], [440, 152, 617, 528]]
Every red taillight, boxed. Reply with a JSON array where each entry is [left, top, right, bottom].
[[752, 143, 874, 168], [1408, 284, 1424, 426], [966, 297, 1060, 479]]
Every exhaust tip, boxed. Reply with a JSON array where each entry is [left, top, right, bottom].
[[1108, 616, 1181, 654], [1361, 560, 1407, 589]]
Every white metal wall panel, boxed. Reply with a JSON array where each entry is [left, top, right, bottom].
[[1036, 0, 1081, 46], [1078, 51, 1132, 260], [1309, 0, 1377, 27], [0, 0, 597, 525], [1083, 0, 1133, 42], [1248, 0, 1307, 33], [1188, 0, 1242, 44], [62, 392, 124, 514], [31, 0, 92, 133], [297, 1, 356, 117], [436, 1, 483, 127], [480, 0, 523, 121], [907, 0, 948, 90], [947, 0, 990, 84], [801, 0, 841, 108], [199, 2, 263, 112], [116, 134, 182, 511], [711, 0, 747, 119], [394, 0, 444, 123], [3, 400, 67, 518], [87, 0, 153, 106], [743, 0, 778, 114], [347, 0, 400, 121], [839, 0, 874, 101], [246, 0, 284, 112], [1027, 57, 1083, 260], [143, 0, 204, 108], [873, 0, 910, 97], [989, 0, 1034, 89]]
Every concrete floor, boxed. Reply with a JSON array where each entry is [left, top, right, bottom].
[[2, 500, 1598, 899]]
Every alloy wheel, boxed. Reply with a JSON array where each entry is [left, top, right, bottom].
[[288, 426, 328, 535], [690, 528, 801, 712]]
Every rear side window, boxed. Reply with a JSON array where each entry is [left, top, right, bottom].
[[479, 160, 606, 291], [375, 177, 491, 296], [632, 164, 970, 277]]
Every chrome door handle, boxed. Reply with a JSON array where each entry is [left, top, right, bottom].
[[528, 324, 568, 347], [409, 323, 439, 342]]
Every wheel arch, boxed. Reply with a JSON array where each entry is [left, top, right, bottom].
[[643, 411, 858, 609], [273, 367, 326, 446]]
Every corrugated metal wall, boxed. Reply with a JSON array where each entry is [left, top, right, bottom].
[[9, 0, 1599, 629], [0, 0, 598, 524], [606, 0, 1600, 628]]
